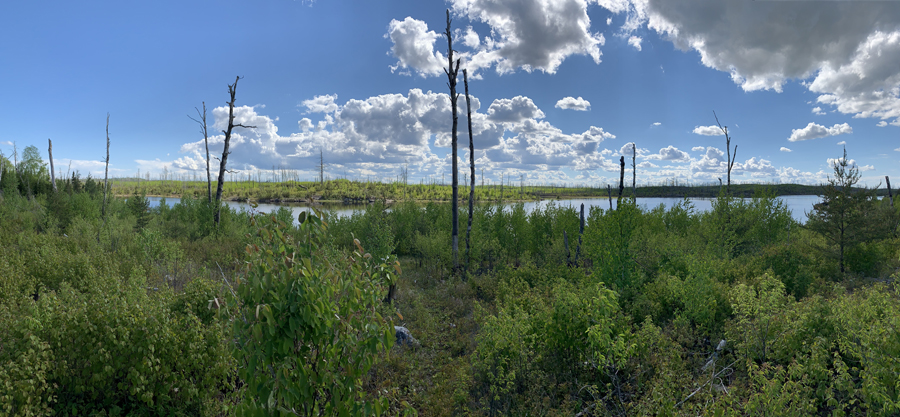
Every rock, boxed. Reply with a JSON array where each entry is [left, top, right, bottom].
[[394, 326, 420, 348]]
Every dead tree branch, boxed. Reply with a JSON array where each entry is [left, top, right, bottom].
[[188, 102, 212, 202]]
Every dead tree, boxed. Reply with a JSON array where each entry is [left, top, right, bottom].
[[886, 176, 894, 207], [444, 9, 462, 269], [631, 143, 636, 199], [316, 149, 327, 183], [574, 203, 584, 264], [103, 114, 110, 220], [714, 111, 738, 195], [464, 69, 475, 270], [48, 139, 57, 193], [188, 102, 212, 202], [617, 156, 625, 206], [215, 76, 256, 226], [607, 184, 613, 210]]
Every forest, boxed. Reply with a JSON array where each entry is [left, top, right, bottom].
[[1, 138, 900, 416]]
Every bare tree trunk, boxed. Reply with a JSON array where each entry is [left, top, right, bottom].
[[48, 139, 57, 193], [444, 9, 461, 270], [215, 76, 256, 226], [464, 69, 475, 270], [607, 184, 613, 210], [103, 114, 110, 220], [574, 203, 584, 264], [617, 156, 625, 207], [886, 176, 894, 207], [714, 112, 737, 195], [631, 143, 636, 199], [189, 102, 212, 202]]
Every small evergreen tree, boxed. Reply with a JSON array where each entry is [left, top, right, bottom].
[[806, 147, 891, 274]]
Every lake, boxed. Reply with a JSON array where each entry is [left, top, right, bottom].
[[147, 195, 824, 224]]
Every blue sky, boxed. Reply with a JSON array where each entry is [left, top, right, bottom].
[[1, 0, 898, 187]]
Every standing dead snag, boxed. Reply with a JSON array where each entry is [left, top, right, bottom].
[[444, 9, 462, 269], [714, 111, 737, 195], [886, 176, 894, 207], [215, 76, 256, 226], [464, 69, 475, 270], [103, 114, 110, 220], [188, 102, 212, 202], [617, 156, 625, 206], [48, 139, 57, 193], [631, 143, 636, 199]]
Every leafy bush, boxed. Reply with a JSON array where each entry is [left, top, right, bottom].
[[229, 210, 397, 415]]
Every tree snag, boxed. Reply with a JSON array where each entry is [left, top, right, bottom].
[[632, 143, 636, 199], [617, 156, 625, 206], [103, 114, 110, 220], [444, 9, 461, 269], [48, 138, 57, 193], [464, 68, 475, 270], [188, 102, 212, 202], [215, 76, 256, 226], [714, 111, 737, 195], [886, 176, 894, 207]]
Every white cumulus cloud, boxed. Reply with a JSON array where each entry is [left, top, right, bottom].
[[693, 125, 724, 136], [788, 122, 852, 142], [555, 96, 591, 111], [301, 94, 339, 114], [386, 17, 445, 77], [648, 145, 690, 161], [598, 1, 900, 125], [780, 147, 792, 152]]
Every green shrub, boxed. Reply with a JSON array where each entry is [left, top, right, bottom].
[[229, 210, 397, 416]]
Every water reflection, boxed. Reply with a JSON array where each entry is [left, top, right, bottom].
[[147, 195, 823, 224]]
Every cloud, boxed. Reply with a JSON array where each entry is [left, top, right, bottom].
[[555, 96, 591, 111], [627, 35, 642, 51], [301, 94, 339, 114], [788, 122, 853, 142], [386, 17, 445, 77], [780, 147, 792, 152], [637, 161, 658, 168], [648, 145, 690, 161], [860, 164, 875, 172], [171, 91, 624, 182], [878, 121, 889, 127], [462, 26, 480, 48], [812, 107, 825, 115], [487, 96, 545, 123], [618, 142, 647, 157], [599, 1, 900, 125], [693, 125, 724, 136], [691, 146, 705, 152], [837, 140, 847, 145], [651, 122, 661, 127], [448, 0, 605, 74]]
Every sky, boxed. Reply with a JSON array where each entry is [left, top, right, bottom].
[[1, 0, 899, 187]]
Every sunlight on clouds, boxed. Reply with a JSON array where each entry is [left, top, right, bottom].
[[386, 17, 445, 77], [692, 125, 724, 136], [554, 96, 591, 111], [788, 122, 852, 142]]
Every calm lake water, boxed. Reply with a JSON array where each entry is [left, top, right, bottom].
[[147, 195, 823, 224]]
